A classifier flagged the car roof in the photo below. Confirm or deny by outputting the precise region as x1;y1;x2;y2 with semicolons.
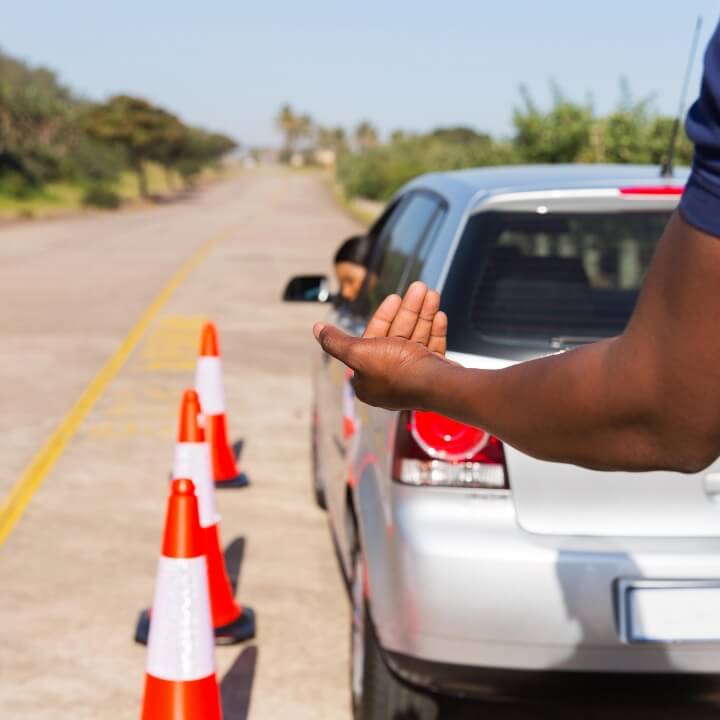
402;164;690;206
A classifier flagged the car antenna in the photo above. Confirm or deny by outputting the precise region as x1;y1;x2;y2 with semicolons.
661;16;703;178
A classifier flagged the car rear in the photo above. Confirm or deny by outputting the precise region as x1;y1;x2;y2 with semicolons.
363;173;720;694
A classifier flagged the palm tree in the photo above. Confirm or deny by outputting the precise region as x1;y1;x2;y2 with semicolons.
355;121;379;152
275;104;298;151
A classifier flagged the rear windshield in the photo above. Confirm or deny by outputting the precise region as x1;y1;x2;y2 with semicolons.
442;210;672;358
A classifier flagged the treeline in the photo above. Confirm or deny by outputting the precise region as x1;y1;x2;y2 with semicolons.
0;49;237;208
278;82;694;202
274;104;378;161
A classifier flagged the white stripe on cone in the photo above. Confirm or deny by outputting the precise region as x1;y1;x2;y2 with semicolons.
146;556;215;681
172;442;219;528
195;357;226;415
342;375;356;429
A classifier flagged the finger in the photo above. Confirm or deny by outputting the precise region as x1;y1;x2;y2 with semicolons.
427;310;448;356
409;289;440;346
363;293;402;338
313;323;361;369
387;281;428;339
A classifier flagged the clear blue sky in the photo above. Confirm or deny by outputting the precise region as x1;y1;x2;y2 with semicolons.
2;1;719;146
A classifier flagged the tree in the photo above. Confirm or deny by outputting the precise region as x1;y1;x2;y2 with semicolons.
355;121;379;152
275;104;301;152
83;95;183;197
513;83;593;163
317;125;347;153
647;116;693;168
0;50;77;182
174;129;237;186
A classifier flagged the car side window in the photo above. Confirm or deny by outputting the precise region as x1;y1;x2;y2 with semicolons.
398;202;447;292
365;192;443;314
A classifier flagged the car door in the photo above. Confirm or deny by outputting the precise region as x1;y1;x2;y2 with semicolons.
316;197;405;520
324;190;448;532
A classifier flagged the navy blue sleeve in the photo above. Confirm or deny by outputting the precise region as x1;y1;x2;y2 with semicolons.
680;22;720;237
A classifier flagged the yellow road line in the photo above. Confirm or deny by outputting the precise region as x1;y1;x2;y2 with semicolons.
0;226;236;545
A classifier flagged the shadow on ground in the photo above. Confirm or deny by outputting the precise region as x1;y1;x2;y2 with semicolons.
232;438;245;463
221;645;258;720
219;534;257;719
224;536;245;596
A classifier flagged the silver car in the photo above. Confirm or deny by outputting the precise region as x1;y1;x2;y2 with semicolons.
285;164;720;718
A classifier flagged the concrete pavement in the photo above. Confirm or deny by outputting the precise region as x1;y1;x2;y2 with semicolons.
2;168;719;719
0;169;355;719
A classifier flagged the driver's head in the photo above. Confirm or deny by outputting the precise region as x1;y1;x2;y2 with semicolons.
334;234;372;302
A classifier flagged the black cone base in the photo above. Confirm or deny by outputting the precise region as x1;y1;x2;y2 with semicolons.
133;606;256;646
215;471;250;489
215;606;256;645
134;608;151;645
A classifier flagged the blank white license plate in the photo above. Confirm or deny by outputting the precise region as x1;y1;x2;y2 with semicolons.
619;580;720;643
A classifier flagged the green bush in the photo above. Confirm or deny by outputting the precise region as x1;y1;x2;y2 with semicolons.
0;172;35;199
336;128;516;201
82;185;121;209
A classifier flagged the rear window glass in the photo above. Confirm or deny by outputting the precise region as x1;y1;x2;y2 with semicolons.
442;211;671;358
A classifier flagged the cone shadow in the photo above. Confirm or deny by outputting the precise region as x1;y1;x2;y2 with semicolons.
220;645;258;720
232;438;245;462
224;536;245;596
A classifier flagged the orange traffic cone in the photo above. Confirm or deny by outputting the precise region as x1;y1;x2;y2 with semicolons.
140;478;222;720
136;390;255;645
195;321;249;488
342;367;357;439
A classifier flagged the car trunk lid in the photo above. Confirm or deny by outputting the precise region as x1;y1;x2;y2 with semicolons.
450;351;720;537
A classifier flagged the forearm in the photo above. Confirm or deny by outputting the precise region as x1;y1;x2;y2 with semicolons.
402;208;720;473
428;338;667;471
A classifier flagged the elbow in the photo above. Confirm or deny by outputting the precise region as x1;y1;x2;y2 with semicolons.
669;440;720;475
665;452;716;475
628;368;720;473
648;419;720;475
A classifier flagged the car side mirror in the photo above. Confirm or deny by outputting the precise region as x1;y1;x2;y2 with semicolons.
283;274;331;303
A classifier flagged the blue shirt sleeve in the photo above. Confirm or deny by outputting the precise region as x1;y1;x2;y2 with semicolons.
680;22;720;238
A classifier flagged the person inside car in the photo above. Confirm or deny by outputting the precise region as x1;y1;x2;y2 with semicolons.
333;234;373;303
313;22;720;476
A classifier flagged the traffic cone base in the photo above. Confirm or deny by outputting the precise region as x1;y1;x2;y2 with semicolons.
134;608;151;645
141;674;221;720
135;605;256;646
215;605;256;645
216;471;249;489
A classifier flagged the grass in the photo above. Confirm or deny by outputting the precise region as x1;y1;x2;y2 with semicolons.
0;182;84;218
0;162;234;221
325;174;383;228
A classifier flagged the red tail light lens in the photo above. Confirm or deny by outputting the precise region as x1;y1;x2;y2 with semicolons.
619;185;684;196
411;411;490;461
393;411;508;489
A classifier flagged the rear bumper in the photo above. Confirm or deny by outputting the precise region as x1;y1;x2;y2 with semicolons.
360;482;720;679
385;650;720;702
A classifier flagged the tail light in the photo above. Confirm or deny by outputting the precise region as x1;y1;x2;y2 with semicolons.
392;410;508;489
619;186;684;196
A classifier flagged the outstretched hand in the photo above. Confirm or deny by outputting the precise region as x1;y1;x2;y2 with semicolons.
313;282;455;411
362;281;447;353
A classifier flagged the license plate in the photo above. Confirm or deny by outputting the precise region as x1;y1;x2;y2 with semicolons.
618;579;720;643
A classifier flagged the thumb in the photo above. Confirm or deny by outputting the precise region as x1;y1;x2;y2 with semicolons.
313;323;360;369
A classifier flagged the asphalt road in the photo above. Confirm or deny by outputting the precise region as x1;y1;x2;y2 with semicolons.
0;169;355;720
1;168;719;720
